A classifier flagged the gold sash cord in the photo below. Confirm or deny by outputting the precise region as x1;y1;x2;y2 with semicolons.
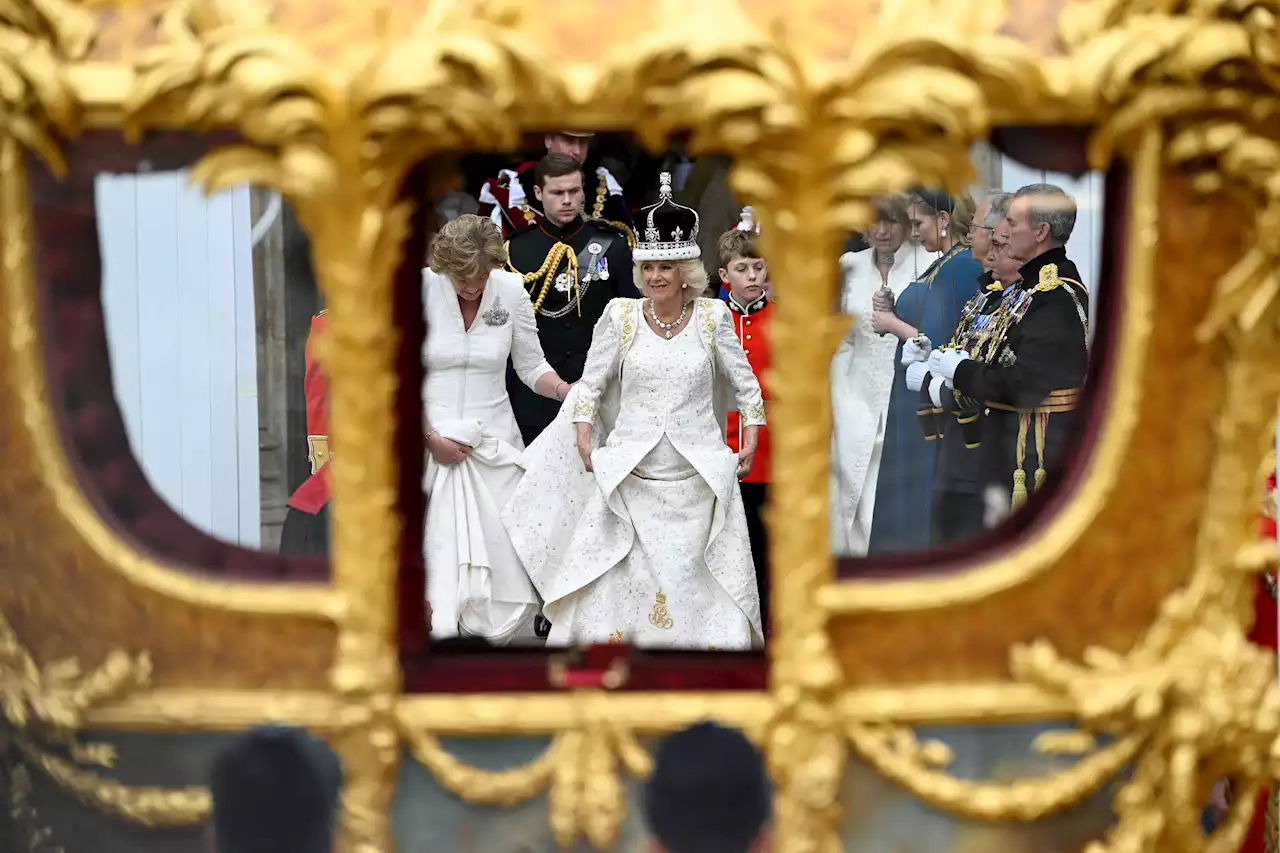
985;388;1081;509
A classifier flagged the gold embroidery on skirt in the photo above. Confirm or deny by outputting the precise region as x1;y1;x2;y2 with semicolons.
608;629;623;644
649;590;674;629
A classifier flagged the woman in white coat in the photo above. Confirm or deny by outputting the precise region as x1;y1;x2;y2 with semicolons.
830;196;933;556
422;215;572;644
502;174;765;650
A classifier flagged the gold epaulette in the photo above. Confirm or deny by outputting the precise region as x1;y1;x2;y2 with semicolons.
609;221;638;251
1034;263;1063;292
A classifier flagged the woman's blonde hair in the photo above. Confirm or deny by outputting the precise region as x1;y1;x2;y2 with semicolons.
633;259;709;304
428;214;506;280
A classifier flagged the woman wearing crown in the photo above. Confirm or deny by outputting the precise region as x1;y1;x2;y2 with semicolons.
502;174;765;650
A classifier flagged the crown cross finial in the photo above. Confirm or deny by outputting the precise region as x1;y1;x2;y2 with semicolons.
658;172;673;199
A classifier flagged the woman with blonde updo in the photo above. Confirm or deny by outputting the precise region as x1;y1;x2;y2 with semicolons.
503;174;765;651
421;214;572;645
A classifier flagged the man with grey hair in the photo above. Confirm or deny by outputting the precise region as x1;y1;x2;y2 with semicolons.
906;190;1015;544
924;182;1089;512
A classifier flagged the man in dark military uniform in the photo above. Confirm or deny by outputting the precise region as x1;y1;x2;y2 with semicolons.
478;131;634;245
505;153;640;447
925;183;1090;515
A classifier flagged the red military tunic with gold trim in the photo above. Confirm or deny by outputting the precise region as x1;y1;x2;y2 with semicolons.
725;295;772;483
1242;461;1277;853
286;310;332;514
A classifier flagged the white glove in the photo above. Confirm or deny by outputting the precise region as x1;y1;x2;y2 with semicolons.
905;361;928;392
901;335;932;366
927;348;970;383
929;375;946;408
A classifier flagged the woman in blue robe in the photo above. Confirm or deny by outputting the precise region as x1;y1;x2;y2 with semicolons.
867;190;984;554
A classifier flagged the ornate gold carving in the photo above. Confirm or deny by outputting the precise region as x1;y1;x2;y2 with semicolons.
0;611;210;826
0;612;151;735
16;740;209;827
401;710;651;850
0;1;87;174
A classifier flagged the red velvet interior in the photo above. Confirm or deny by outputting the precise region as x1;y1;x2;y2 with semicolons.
837;127;1129;579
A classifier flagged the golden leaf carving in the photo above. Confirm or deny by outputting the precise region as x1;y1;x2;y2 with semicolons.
1063;0;1280;341
0;612;209;828
403;715;651;850
0;613;151;736
0;14;83;174
0;0;96;60
1007;271;1280;853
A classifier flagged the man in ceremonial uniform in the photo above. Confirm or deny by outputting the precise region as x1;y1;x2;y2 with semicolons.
505;153;639;447
925;183;1090;512
477;131;633;245
718;210;773;630
908;191;1012;544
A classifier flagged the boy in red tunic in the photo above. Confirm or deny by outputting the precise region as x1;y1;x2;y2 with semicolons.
718;211;773;632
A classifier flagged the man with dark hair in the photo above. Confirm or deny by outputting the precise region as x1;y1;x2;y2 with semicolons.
477;131;633;243
505;153;638;449
926;182;1090;514
208;725;343;853
644;722;772;853
505;153;640;639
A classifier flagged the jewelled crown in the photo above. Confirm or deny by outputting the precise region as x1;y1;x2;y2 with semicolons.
634;172;701;261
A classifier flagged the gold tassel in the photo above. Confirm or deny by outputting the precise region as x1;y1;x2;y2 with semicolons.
1033;411;1050;492
1011;412;1031;509
1012;470;1028;509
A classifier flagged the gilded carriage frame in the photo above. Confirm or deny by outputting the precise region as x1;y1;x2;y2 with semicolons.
1;0;1279;851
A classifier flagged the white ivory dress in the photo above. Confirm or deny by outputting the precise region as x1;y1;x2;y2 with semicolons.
422;268;547;644
829;242;934;556
502;297;765;649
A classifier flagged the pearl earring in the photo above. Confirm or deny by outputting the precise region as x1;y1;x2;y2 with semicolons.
682;282;689;288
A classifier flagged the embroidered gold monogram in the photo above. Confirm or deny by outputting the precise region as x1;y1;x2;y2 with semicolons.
648;590;674;630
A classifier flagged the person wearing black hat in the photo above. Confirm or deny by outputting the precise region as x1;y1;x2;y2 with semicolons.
502;172;765;651
504;153;639;450
926;183;1089;513
476;131;634;244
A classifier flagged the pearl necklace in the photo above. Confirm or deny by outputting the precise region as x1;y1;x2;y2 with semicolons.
648;299;688;339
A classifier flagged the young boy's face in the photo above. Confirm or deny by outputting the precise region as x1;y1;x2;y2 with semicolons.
719;254;768;304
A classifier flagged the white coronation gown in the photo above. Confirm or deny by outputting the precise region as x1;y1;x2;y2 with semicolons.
502;297;765;650
829;242;933;556
422;268;547;645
